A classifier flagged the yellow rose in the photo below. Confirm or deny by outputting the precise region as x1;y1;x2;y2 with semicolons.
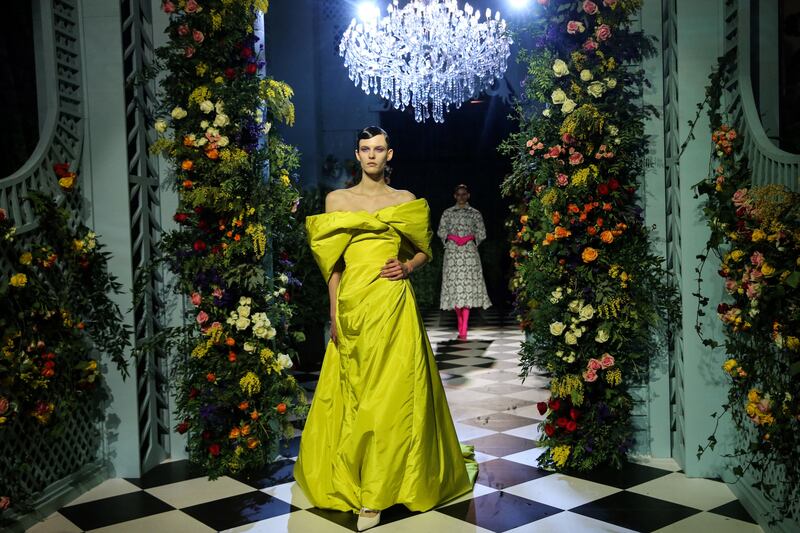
19;252;32;265
722;359;737;373
761;263;775;277
281;173;290;186
751;229;766;242
786;336;800;351
581;247;599;263
59;175;76;191
748;389;761;403
9;273;27;287
73;239;84;252
729;250;745;262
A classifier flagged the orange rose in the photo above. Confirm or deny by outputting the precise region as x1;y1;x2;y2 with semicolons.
276;402;287;414
600;230;614;244
552;211;561;224
579;212;587;222
250;409;260;420
181;160;194;171
602;202;612;211
229;427;241;439
587;226;598;236
225;337;236;346
206;372;216;382
182;179;194;189
596;217;604;227
247;437;259;449
568;204;580;214
234;234;241;242
183;135;194;147
520;215;529;224
241;424;251;436
543;233;555;245
554;226;571;239
238;401;250;410
582;247;599;263
206;148;220;160
228;351;237;362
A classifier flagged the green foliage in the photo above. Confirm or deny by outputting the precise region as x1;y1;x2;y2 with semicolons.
502;0;676;471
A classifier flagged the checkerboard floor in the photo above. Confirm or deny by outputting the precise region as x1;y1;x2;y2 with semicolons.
29;309;762;532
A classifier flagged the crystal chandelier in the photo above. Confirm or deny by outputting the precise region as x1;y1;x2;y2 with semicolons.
339;0;512;123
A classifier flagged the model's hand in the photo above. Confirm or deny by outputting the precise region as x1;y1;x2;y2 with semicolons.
380;257;412;281
329;316;338;345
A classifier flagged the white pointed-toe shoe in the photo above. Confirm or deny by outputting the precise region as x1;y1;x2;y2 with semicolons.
357;509;381;531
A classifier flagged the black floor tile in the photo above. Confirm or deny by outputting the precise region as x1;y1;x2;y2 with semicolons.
461;412;538;432
309;503;419;532
571;490;701;532
125;459;206;489
182;490;298;530
477;458;552;490
565;461;672;489
709;499;757;523
439;491;562;532
235;458;295;489
59;491;174;530
436;362;466;370
465;433;539;457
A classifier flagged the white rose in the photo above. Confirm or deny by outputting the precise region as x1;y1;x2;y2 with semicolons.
277;353;293;370
194;137;208;147
595;329;609;343
239;296;252;306
579;304;595;321
561;99;577;114
244;342;256;352
605;78;617;89
199;100;214;113
551;88;567;104
565;354;576;363
217;136;229;147
235;316;251;331
549;322;566;336
266;327;277;339
607;125;619;136
215;100;225;114
568;299;583;314
572;326;583;338
587;82;605;98
279;273;289;284
226;317;236;326
253;325;268;338
556;350;564;357
564;331;578;345
200;120;210;129
237;305;251;318
542;108;552;117
171;106;187;120
278;287;286;295
580;69;593;82
252;312;268;325
213;113;230;127
552;59;570;77
154;119;168;133
264;121;272;134
206;126;220;137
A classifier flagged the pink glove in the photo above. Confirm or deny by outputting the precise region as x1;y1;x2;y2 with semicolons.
447;234;475;246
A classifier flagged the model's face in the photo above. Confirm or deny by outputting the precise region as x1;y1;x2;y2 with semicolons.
454;188;470;204
356;135;393;176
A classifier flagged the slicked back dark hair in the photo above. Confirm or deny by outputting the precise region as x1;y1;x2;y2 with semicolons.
356;126;390;150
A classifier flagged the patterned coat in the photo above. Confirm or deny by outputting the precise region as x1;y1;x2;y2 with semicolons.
437;204;492;310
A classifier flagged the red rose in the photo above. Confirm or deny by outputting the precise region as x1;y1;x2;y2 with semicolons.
566;420;578;432
206;372;216;382
193;206;204;214
608;178;620;190
570;408;581;420
0;207;6;221
209;443;221;456
240;47;253;59
225;67;237;79
597;183;610;195
548;398;561;411
536;401;548;416
177;420;190;434
544;424;556;437
193;240;207;252
245;63;258;75
561;133;575;145
189;387;199;399
53;163;70;176
556;417;568;428
174;213;189;223
162;1;176;14
185;46;195;58
192;30;205;44
583;38;598;52
201;430;212;440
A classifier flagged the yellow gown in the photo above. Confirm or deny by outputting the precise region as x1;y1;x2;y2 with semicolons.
294;198;477;513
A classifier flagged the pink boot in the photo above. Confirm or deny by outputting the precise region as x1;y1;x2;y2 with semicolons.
459;307;471;339
454;306;463;338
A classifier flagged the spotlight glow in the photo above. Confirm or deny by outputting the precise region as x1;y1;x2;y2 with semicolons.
509;0;530;8
357;2;380;21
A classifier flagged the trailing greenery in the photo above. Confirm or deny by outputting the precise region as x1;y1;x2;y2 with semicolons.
502;0;676;470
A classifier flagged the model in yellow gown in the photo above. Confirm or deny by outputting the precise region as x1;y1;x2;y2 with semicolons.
294;198;477;514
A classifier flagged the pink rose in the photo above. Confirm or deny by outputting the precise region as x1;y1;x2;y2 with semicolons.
725;279;737;293
569;152;584;165
192;30;205;43
212;287;224;298
163;1;176;13
600;353;615;368
545;145;563;159
196;310;209;324
596;24;612;41
583;38;598;52
588;358;603;371
746;283;760;299
603;0;618;6
583;370;598;382
191;292;202;306
185;0;200;13
561;132;575;145
177;24;189;36
715;175;725;187
210;321;222;330
583;0;599;15
0;496;10;511
557;173;569;187
750;251;764;266
0;396;8;415
732;188;749;207
185;46;196;58
567;21;584;34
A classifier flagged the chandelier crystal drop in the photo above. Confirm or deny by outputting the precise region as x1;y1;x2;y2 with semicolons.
339;0;513;123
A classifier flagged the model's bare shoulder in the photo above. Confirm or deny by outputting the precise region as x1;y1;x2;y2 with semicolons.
325;189;349;213
392;189;417;202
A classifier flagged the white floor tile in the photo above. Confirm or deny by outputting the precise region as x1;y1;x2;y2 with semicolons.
443;388;498;404
653;511;763;532
26;512;82;533
502;447;547;467
146;475;256;509
64;478;142;506
627;472;737;511
222;509;351;532
473;451;498;463
505;510;639;532
443;376;497;389
87;510;214;533
504;474;621;510
501;423;542;441
443;482;499;506
506;389;552;402
448;404;499;421
628;456;682;472
262;481;314;509
373;510;494;532
503;404;546;420
454;422;498;441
